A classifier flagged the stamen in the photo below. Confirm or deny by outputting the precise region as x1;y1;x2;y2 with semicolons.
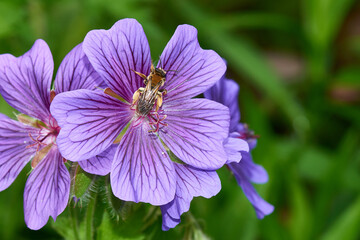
132;116;145;128
26;116;60;154
148;112;168;133
26;133;46;152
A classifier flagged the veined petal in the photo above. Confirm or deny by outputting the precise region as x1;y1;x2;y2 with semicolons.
111;123;176;206
0;39;53;121
24;147;70;230
50;89;132;161
204;77;240;132
79;144;117;176
159;25;226;103
0;117;36;191
160;99;229;170
228;162;274;219
54;43;105;94
83;18;151;103
160;163;221;231
224;136;249;164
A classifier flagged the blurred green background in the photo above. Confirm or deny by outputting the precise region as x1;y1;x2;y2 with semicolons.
0;0;360;239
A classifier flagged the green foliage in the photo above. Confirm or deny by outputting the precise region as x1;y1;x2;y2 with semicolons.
0;0;359;239
70;164;94;199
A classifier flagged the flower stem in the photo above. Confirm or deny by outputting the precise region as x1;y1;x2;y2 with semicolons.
86;189;98;240
69;204;80;240
85;177;105;240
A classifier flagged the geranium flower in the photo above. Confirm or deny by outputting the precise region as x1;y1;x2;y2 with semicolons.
204;76;274;219
0;40;113;230
50;18;229;206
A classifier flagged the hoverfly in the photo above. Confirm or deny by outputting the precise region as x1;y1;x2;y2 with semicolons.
132;63;168;116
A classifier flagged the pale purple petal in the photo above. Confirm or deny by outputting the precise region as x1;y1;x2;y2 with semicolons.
160;99;229;170
0;39;53;121
50;89;132;161
228;162;273;219
54;43;105;94
79;144;117;176
159;25;226;103
239;152;269;184
204;76;240;132
0;54;16;68
161;206;180;231
224;135;249;164
0;113;9;120
111;123;176;206
24;147;70;230
83;18;151;102
0;117;36;191
160;163;221;231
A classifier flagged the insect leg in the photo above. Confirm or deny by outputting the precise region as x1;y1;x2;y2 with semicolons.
131;69;147;81
132;88;145;105
155;92;164;111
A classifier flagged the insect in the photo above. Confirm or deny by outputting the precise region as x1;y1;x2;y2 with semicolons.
132;63;167;116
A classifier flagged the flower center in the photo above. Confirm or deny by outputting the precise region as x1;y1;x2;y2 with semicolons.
131;108;168;132
236;124;258;141
26;116;60;168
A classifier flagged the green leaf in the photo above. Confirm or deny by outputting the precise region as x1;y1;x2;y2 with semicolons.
288;175;312;240
321;196;360;240
302;0;356;82
97;211;145;240
302;0;355;50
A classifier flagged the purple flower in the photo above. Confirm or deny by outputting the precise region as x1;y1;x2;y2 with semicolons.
204;76;274;219
0;40;113;230
50;19;228;206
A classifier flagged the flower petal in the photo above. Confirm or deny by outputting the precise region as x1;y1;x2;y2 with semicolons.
159;25;226;103
228;162;274;219
0;39;53;121
83;18;151;103
224;135;249;164
54;43;105;94
204;77;240;132
111;123;176;206
160;99;229;170
0;117;36;191
79;144;117;176
24;147;70;230
50;89;132;161
238;152;269;184
0;113;9;120
160;163;221;231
